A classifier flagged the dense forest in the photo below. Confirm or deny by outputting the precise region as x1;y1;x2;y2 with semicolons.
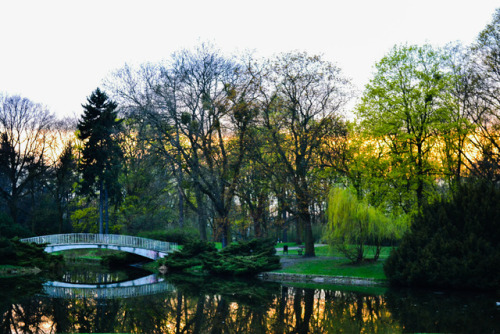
1;9;499;265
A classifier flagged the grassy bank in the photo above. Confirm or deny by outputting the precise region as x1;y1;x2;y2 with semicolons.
274;257;387;280
274;245;395;281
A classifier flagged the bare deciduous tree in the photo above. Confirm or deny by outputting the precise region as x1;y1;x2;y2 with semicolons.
0;94;54;227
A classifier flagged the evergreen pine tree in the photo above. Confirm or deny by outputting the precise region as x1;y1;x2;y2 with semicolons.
77;88;123;234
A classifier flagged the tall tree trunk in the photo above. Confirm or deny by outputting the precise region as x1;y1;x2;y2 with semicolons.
282;211;288;243
416;142;424;210
8;194;18;227
176;131;184;229
279;198;288;243
297;187;315;257
195;184;207;240
30;181;36;234
178;175;184;229
105;186;109;235
251;203;263;238
294;217;302;244
216;216;230;248
99;180;103;235
253;218;262;238
57;197;63;233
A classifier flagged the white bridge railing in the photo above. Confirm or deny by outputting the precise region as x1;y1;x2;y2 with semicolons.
21;233;178;253
43;281;175;299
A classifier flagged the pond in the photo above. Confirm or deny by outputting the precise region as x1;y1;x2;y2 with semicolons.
0;266;499;333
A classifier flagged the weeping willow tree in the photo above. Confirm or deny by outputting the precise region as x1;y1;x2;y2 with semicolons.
326;187;407;263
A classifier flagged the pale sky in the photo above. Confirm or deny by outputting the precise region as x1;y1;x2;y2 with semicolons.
0;0;498;118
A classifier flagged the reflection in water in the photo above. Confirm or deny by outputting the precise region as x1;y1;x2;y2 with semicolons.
60;263;150;284
44;274;174;299
386;287;500;333
0;274;499;333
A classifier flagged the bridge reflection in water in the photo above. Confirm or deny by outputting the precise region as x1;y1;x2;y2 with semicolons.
43;274;175;299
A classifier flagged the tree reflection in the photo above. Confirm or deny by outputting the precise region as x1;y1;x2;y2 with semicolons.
2;274;499;333
385;288;500;333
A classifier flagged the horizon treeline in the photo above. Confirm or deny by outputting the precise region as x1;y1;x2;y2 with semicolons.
0;9;499;256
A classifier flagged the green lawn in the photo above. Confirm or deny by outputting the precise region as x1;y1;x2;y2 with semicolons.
274;244;394;280
315;245;394;259
275;244;395;259
275;258;387;280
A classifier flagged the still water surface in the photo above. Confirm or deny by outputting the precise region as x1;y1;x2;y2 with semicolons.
0;266;499;333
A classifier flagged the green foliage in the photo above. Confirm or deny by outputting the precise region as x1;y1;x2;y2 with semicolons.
0;212;31;239
117;195;176;234
326;187;407;263
160;238;280;276
70;205;100;233
77;87;123;234
137;227;199;244
0;238;64;271
0;237;16;264
344;127;415;216
356;44;456;211
28;194;60;235
384;180;500;290
77;88;123;197
70;197;123;234
160;239;217;272
204;238;281;276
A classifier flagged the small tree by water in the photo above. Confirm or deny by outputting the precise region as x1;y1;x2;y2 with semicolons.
326;187;407;263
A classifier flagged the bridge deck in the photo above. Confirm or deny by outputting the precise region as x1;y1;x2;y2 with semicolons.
21;233;179;259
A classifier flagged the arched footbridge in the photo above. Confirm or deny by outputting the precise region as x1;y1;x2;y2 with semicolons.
21;233;179;260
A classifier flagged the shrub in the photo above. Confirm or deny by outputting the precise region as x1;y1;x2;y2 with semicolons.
0;213;32;239
0;238;64;271
160;238;281;276
204;238;281;276
384;180;500;290
160;239;217;272
0;237;16;265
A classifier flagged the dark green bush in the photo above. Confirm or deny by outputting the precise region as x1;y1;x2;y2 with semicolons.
160;239;217;272
0;213;32;239
0;237;16;265
384;180;500;290
137;227;199;244
14;239;64;271
160;238;281;276
204;238;281;276
0;238;64;271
